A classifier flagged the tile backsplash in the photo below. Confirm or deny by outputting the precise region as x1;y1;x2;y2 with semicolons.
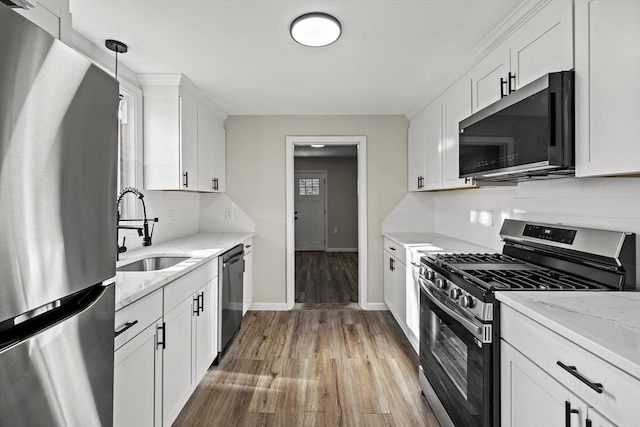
386;177;640;284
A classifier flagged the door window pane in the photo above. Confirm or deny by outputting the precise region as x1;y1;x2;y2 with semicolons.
298;178;320;196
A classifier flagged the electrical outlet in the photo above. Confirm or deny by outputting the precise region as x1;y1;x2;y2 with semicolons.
333;227;338;234
225;207;234;220
167;210;174;223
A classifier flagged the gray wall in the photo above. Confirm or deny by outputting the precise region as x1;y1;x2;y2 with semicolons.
295;157;358;250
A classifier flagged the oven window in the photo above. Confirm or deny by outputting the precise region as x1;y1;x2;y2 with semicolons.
430;316;469;398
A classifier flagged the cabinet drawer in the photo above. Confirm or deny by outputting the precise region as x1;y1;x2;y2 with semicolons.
383;237;406;264
115;289;163;350
501;304;640;427
243;239;253;255
164;263;211;313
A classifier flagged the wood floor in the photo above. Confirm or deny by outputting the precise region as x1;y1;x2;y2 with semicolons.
174;309;439;426
295;252;358;304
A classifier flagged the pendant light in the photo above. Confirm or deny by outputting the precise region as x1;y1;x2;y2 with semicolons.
290;12;341;47
105;39;128;79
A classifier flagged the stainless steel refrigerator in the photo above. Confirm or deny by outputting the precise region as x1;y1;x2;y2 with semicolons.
0;5;119;426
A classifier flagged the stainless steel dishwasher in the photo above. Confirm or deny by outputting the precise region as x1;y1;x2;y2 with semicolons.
217;244;244;361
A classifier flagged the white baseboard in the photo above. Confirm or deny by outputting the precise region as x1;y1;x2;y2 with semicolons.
360;302;389;311
325;248;359;253
248;302;290;311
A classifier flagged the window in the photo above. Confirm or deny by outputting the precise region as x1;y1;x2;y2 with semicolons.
117;84;142;218
298;178;320;196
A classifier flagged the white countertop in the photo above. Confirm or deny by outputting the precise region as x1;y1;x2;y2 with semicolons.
115;232;254;310
383;231;495;253
496;291;640;379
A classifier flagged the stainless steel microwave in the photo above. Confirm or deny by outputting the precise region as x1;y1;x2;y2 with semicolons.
459;70;574;182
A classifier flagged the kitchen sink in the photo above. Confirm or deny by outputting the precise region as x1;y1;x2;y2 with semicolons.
117;256;190;272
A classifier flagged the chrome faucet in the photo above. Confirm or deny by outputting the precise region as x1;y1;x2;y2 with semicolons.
116;187;158;259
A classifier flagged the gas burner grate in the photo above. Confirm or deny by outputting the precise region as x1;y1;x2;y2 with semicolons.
461;269;608;291
434;253;522;265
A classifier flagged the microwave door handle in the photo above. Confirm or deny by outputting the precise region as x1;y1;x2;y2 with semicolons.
549;91;557;147
420;281;483;338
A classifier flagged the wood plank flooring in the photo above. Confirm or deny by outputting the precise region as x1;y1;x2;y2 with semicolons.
295;252;358;304
174;309;439;427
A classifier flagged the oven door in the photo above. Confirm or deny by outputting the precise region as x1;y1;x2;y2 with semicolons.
419;280;494;427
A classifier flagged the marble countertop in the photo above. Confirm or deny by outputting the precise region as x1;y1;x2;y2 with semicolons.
383;231;495;253
496;291;640;380
115;232;254;311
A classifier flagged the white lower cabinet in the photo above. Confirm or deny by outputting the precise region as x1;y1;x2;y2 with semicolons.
500;304;637;427
501;340;616;427
114;320;163;427
162;296;195;426
114;258;220;427
383;238;412;347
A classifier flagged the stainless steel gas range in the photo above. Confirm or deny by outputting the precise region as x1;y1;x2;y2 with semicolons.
418;219;636;427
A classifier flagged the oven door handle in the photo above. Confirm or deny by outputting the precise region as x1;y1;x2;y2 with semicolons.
421;281;486;340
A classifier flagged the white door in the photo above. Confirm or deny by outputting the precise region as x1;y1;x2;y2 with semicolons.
294;171;326;251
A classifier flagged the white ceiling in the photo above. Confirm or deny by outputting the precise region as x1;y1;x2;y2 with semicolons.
70;0;524;116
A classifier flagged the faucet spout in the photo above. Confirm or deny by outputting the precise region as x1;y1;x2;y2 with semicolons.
116;187;158;255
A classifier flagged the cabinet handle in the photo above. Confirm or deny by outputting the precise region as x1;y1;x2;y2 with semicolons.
389;246;396;251
183;171;189;188
198;292;204;314
193;294;200;316
557;361;603;394
245;245;252;249
508;71;516;94
586;420;592;427
500;77;507;98
212;177;219;191
389;257;395;272
157;322;166;349
114;320;138;337
564;401;579;427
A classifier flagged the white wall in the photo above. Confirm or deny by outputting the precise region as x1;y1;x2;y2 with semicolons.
225;115;408;306
385;177;640;284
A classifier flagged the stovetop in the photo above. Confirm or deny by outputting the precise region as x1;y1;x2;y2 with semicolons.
422;252;611;294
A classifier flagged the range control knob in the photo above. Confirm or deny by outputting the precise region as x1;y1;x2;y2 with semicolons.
435;278;448;290
459;295;475;309
425;270;435;281
450;288;462;300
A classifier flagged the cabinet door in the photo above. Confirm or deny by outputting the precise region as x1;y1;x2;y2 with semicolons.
405;263;420;353
501;340;587;427
211;122;226;192
243;250;253;315
575;0;640;176
508;0;573;90
180;95;198;190
394;259;407;333
194;282;214;383
408;108;427;191
471;48;510;112
383;252;396;314
163;297;195;427
422;100;444;191
441;78;474;190
114;322;162;427
197;111;215;192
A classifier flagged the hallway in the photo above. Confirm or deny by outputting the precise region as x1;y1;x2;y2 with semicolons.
295;252;358;305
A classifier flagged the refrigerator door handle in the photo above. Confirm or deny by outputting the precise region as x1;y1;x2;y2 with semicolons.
0;284;108;352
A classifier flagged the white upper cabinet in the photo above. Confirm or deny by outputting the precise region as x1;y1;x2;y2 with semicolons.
442;78;475;190
197;113;226;192
139;74;226;192
575;0;640;177
471;0;573;113
422;100;444;191
407;108;427;191
508;0;573;90
470;48;511;113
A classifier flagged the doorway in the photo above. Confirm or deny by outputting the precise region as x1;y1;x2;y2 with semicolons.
285;136;368;310
294;170;327;251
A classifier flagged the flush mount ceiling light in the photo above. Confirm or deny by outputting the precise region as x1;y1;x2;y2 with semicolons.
311;144;325;148
290;12;341;47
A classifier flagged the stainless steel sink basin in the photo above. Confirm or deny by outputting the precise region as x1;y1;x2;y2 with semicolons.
117;256;190;272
